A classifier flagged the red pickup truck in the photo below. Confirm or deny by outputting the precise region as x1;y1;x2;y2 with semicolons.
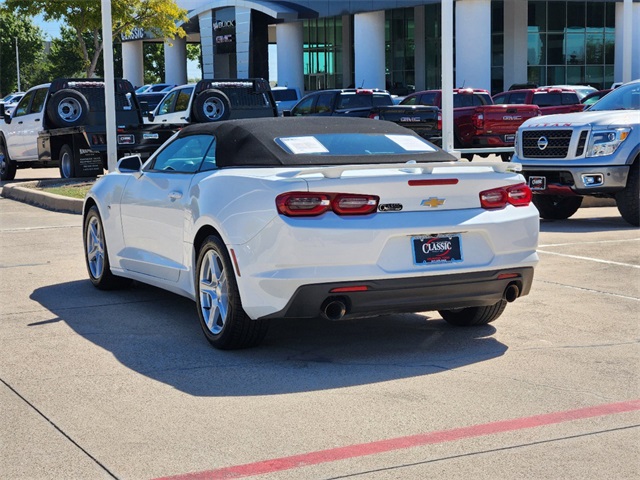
492;87;584;116
399;88;541;161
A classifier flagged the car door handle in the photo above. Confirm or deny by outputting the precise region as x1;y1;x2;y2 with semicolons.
168;191;182;200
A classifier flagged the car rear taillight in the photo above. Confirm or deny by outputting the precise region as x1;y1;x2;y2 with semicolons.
276;193;331;216
437;112;442;130
480;183;532;209
276;192;379;217
369;113;380;120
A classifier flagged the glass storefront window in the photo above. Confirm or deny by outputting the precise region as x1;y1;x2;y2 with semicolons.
567;2;585;29
385;8;414;95
527;1;614;88
303;17;344;91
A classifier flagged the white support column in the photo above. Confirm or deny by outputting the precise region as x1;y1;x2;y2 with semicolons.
455;0;491;90
121;40;144;88
503;0;528;91
276;22;304;94
616;0;638;83
236;7;251;79
354;10;386;89
414;6;426;91
341;15;352;88
199;11;214;79
442;0;455;154
164;36;187;85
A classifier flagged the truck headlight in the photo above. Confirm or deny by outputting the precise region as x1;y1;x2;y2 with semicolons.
587;128;631;157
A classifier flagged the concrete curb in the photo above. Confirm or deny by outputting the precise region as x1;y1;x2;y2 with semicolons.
1;180;84;214
0;179;616;215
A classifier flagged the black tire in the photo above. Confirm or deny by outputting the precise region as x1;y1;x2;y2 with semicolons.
500;153;513;162
439;299;507;327
46;89;89;128
0;141;17;181
533;194;583;220
83;206;132;290
615;161;639;227
58;144;75;179
196;235;269;349
192;90;231;123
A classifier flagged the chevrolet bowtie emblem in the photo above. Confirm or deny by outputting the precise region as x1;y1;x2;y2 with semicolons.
421;197;445;208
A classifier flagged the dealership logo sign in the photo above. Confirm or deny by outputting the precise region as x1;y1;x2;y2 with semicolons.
213;20;236;31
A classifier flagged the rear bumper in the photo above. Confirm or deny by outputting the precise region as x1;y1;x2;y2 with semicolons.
259;267;534;320
472;134;516;148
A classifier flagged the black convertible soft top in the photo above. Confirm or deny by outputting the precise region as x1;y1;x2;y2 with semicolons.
177;117;456;167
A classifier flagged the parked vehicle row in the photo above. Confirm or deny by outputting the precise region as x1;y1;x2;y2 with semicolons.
0;78;279;180
0;78;618;182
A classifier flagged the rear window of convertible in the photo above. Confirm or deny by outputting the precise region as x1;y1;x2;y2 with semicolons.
275;133;437;156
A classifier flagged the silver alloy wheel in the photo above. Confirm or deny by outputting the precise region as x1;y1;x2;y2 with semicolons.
199;250;229;335
86;215;105;280
57;96;83;123
60;149;72;178
202;97;225;121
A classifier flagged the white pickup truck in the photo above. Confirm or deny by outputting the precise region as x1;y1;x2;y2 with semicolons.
0;78;171;180
511;80;640;226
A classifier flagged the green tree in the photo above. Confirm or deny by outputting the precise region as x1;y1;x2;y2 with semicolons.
144;43;165;84
6;0;188;78
45;26;123;81
0;6;45;95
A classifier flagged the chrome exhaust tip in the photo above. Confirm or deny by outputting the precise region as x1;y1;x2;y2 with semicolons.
504;283;520;303
321;299;348;321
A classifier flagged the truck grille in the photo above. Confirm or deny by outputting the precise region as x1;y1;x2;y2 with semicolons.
522;130;572;158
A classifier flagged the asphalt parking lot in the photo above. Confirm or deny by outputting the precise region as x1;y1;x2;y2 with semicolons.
1;167;638;479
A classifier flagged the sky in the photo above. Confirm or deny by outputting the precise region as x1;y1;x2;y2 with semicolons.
33;14;61;40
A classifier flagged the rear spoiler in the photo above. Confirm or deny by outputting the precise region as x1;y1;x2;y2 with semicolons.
280;162;523;179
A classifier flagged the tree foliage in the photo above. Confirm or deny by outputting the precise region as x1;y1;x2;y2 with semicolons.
0;7;45;95
6;0;188;78
45;26;123;80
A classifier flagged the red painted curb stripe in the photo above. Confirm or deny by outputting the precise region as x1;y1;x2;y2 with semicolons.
157;399;640;480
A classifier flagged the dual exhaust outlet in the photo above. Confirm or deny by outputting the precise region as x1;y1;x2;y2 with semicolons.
320;282;521;321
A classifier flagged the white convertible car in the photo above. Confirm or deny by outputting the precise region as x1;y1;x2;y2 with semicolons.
83;117;539;349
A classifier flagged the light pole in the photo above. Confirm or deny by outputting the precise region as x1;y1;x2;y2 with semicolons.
15;37;21;92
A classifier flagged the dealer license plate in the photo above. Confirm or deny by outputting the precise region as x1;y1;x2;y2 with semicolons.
412;235;462;265
528;176;547;191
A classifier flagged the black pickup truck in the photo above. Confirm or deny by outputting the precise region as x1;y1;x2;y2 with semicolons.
283;88;439;140
0;78;173;179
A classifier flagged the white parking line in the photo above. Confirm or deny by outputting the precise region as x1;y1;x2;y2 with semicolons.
539;280;639;301
537;250;640;269
539;239;640;248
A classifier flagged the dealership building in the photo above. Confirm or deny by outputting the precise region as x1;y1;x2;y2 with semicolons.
121;0;639;95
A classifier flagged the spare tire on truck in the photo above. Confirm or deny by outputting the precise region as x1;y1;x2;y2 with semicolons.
47;89;89;128
192;90;231;123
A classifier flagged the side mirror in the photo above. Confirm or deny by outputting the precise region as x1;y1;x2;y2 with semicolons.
0;104;9;124
147;111;155;122
117;154;142;173
282;110;292;117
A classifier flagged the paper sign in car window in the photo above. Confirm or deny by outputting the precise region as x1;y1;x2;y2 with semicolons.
386;134;436;152
280;136;329;154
